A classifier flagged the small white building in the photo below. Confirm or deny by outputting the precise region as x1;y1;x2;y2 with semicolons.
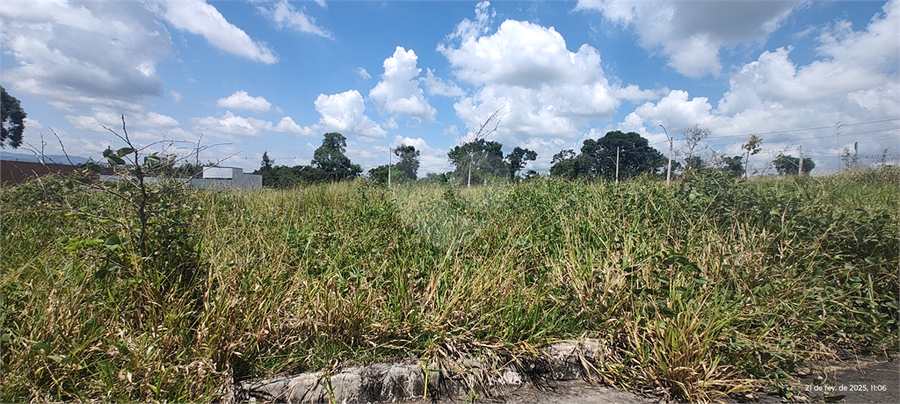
100;166;262;189
191;167;262;189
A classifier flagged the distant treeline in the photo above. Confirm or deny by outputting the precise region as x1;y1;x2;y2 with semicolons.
251;128;841;189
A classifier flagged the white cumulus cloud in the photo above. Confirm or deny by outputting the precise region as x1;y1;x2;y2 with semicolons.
142;112;180;128
193;111;273;138
0;1;170;111
440;5;642;145
609;0;900;173
369;47;436;122
274;116;317;137
314;90;387;140
576;0;801;78
216;90;273;113
163;0;278;64
258;0;333;39
421;69;465;98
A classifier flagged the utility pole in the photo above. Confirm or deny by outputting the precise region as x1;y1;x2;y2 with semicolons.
798;145;803;175
660;124;672;184
196;132;202;168
615;146;620;184
836;121;843;172
467;152;473;187
388;147;392;188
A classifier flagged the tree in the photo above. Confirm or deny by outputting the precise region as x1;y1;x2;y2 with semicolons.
741;135;762;178
551;149;576;165
311;132;361;181
719;156;744;177
261;151;274;171
393;144;420;180
369;164;409;184
451;105;507;186
841;145;860;170
773;154;815;176
504;146;537;181
683;156;706;172
549;132;665;181
447;139;507;186
1;85;26;149
582;131;666;180
423;172;452;184
549;149;585;179
256;151;277;186
680;124;710;172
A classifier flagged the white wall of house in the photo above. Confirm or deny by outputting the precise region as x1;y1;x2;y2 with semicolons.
197;167;261;189
101;167;261;189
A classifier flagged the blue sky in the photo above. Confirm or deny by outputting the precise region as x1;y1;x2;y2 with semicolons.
1;0;898;175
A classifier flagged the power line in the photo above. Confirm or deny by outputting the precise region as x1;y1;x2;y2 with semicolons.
764;128;899;142
646;118;899;147
702;117;900;140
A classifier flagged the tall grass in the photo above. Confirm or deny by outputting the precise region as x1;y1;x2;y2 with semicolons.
2;167;897;402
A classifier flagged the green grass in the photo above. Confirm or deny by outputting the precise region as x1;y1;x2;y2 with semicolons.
2;167;897;402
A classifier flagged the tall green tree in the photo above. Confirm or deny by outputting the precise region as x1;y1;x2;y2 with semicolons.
1;86;26;149
719;156;745;177
311;132;361;181
423;172;452;184
505;146;537;181
550;132;665;180
257;151;277;186
393;144;420;180
368;164;409;184
773;154;815;176
684;156;706;172
447;139;506;185
549;149;585;179
582;131;666;180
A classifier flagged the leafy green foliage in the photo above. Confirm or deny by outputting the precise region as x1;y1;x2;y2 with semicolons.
2;119;211;402
741;135;762;177
253;163;327;188
548;148;587;179
368;164;409;184
256;151;276;186
585;131;666;179
422;171;453;184
311;132;362;181
841;146;861;170
550;131;665;180
253;133;365;188
393;144;420;181
2;166;897;402
447;140;537;185
773;153;816;175
504;146;537;182
447;138;507;185
683;155;705;172
719;155;744;177
1;85;26;149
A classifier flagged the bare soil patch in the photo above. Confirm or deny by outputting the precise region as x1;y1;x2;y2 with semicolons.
743;356;899;404
411;357;898;404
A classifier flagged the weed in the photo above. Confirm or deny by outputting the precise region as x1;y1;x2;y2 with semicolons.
1;167;897;402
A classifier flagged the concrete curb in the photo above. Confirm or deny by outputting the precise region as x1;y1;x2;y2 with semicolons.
236;340;622;403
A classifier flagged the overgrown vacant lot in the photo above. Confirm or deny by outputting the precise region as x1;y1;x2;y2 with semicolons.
2;168;897;402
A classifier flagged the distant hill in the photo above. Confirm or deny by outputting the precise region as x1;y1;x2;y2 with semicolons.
0;151;90;166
